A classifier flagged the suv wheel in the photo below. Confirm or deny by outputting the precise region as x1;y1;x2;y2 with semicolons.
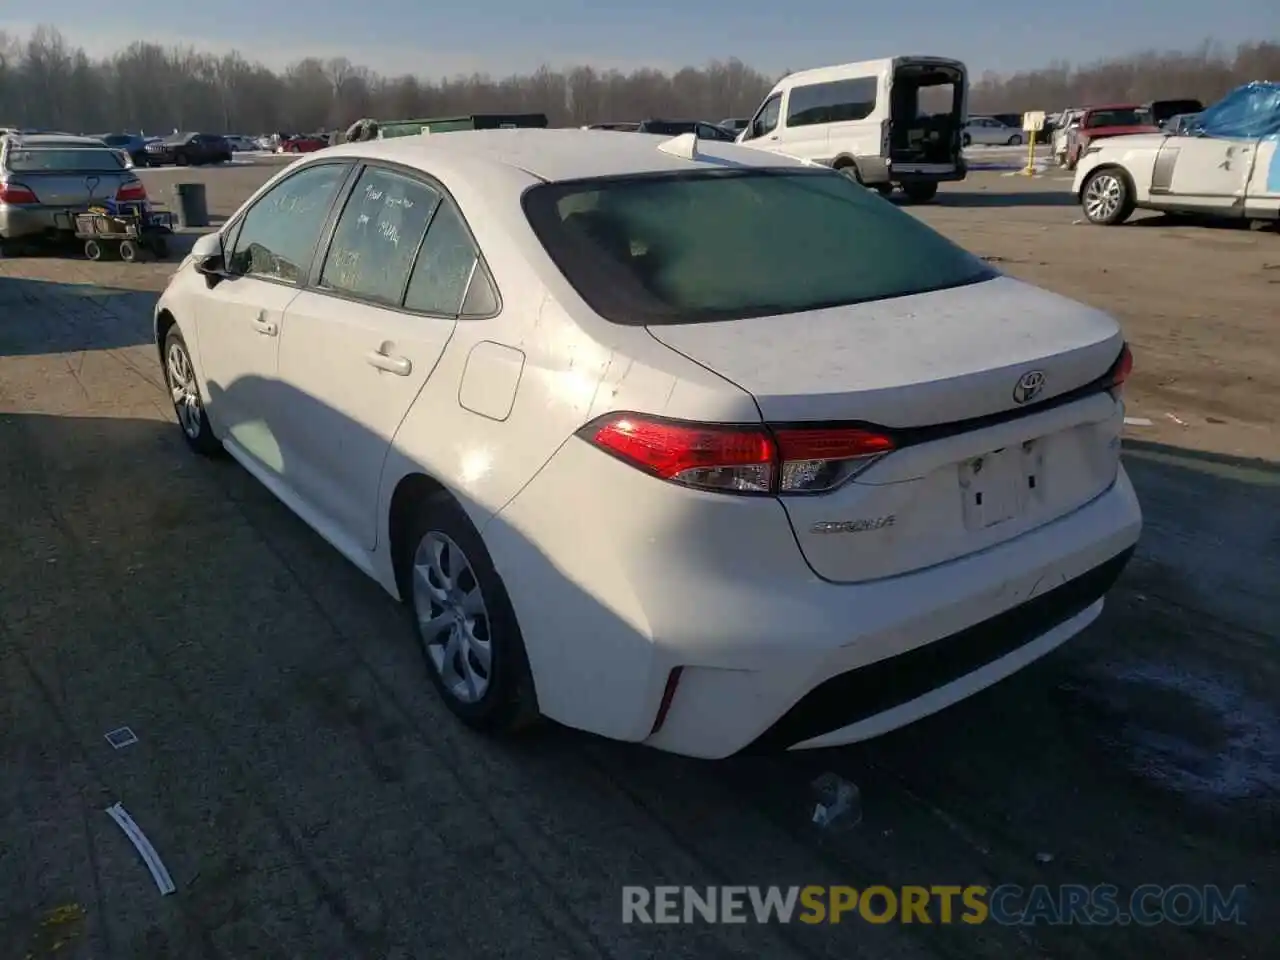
1081;169;1135;225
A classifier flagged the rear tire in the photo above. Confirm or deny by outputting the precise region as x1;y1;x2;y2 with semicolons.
399;493;539;734
1008;134;1024;146
118;240;138;263
902;182;939;203
83;239;103;261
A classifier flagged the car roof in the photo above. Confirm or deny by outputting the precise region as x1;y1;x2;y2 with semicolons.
1085;104;1142;112
327;127;807;183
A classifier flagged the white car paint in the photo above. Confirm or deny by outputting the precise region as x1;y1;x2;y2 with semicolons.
155;129;1141;759
1072;131;1280;223
736;56;968;190
964;117;1024;146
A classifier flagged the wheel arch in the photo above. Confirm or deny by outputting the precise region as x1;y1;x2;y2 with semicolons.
155;307;177;366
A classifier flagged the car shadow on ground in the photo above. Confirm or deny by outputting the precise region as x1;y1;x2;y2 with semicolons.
0;275;159;355
0;367;1274;957
929;191;1079;208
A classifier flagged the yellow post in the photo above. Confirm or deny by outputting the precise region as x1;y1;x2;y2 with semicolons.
1019;111;1045;176
1022;135;1036;176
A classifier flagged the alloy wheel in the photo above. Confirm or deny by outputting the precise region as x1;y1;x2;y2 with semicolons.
166;341;203;439
413;531;492;703
1084;173;1123;222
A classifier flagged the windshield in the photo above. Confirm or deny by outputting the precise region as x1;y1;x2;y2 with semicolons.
1086;108;1150;128
4;147;125;172
522;169;994;325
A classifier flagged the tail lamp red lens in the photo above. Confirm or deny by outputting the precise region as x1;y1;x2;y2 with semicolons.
0;183;38;204
1109;343;1133;397
116;180;147;203
581;414;895;495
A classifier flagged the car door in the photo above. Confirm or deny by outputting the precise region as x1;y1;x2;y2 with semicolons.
1163;135;1254;207
194;160;353;472
275;163;490;550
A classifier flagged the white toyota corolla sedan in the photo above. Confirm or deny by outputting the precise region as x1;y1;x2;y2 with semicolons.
155;128;1141;759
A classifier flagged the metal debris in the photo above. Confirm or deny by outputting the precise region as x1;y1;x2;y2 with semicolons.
105;802;176;895
1123;417;1154;427
811;772;861;830
1165;413;1189;427
104;727;138;749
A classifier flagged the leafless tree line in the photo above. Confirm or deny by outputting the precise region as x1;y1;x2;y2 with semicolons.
1;25;1277;135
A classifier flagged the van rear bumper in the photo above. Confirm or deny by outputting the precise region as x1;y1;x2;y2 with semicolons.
889;158;967;183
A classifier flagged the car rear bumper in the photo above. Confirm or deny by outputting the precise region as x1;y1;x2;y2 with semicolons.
0;205;79;239
488;438;1141;759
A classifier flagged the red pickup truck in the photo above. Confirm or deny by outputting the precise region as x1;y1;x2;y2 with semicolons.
1064;105;1160;170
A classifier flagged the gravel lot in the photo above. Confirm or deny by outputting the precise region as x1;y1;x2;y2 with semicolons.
1;156;1276;960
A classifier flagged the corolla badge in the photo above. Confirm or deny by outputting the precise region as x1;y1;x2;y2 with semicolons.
1012;369;1046;404
810;515;896;535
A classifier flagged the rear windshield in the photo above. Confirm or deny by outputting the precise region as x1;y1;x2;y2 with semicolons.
1085;108;1150;128
522;169;994;325
4;148;125;173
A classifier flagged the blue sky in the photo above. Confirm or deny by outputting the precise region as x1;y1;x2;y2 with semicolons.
3;0;1277;79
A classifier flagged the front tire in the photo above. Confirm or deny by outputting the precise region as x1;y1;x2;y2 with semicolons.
1081;168;1135;225
162;328;221;456
401;493;539;733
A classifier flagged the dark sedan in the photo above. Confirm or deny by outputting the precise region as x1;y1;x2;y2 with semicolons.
144;133;232;166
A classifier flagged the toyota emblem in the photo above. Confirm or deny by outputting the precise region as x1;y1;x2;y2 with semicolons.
1012;370;1046;404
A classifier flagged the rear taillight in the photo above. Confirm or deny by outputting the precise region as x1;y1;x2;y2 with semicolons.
1108;343;1133;398
116;180;147;202
0;183;38;204
580;414;894;495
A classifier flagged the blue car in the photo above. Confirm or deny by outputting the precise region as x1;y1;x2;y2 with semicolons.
97;133;151;166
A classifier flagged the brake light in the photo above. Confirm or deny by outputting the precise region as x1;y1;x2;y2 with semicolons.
1109;343;1133;397
0;183;38;204
581;414;895;495
116;180;147;202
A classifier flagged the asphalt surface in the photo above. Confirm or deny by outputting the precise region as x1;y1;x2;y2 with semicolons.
0;156;1276;960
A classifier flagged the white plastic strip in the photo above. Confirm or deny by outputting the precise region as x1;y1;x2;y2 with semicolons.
105;802;176;895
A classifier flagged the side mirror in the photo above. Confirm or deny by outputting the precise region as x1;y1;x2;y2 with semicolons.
191;232;227;282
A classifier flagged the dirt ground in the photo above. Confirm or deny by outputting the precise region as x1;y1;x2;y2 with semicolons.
0;160;1276;960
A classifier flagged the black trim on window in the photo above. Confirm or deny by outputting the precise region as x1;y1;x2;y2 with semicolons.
300;157;503;321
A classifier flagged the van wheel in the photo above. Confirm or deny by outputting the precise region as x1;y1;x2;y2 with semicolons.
834;161;862;184
902;182;938;203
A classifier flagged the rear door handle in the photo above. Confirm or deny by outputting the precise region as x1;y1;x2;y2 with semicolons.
365;348;412;376
250;314;277;336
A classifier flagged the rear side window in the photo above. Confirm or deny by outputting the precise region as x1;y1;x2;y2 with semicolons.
403;202;485;316
786;77;878;127
4;148;124;172
523;169;993;326
320;167;442;306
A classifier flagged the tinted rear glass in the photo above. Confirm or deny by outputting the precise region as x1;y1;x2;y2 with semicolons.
5;148;125;172
1086;108;1150;128
523;169;994;325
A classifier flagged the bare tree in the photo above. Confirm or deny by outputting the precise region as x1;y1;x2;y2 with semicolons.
4;24;1276;135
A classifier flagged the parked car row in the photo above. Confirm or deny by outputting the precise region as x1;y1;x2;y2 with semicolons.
1051;98;1205;169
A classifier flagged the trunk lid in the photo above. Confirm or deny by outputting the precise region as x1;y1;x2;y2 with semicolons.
22;171;129;206
647;275;1126;583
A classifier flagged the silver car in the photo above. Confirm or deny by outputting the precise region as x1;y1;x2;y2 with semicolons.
0;134;147;245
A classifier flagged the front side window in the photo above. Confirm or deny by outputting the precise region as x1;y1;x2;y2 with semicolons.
748;95;781;139
523;169;994;326
786;77;878;127
320;166;442;305
227;162;349;284
1085;108;1149;128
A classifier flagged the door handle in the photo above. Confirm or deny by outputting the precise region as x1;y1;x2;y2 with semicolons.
365;347;412;376
250;314;277;336
768;135;779;140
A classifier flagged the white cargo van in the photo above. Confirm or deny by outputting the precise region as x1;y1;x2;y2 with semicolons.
736;56;968;201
